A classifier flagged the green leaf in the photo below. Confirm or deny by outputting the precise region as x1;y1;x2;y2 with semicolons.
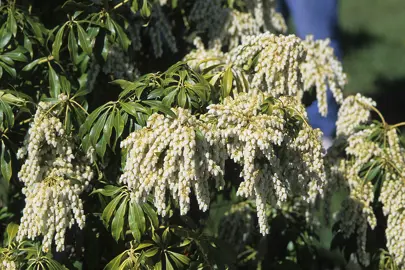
6;223;18;246
113;111;125;148
0;25;12;49
0;56;14;66
0;62;16;78
102;193;125;228
165;254;175;270
104;251;127;270
221;67;233;98
1;141;12;182
121;101;149;116
91;185;124;197
144;247;159;257
103;111;115;146
142;100;176;118
162;228;170;244
162;89;178;107
79;105;107;138
68;28;79;65
25;16;45;44
22;58;44;71
4;46;28;62
105;16;116;38
76;23;92;55
8;11;17;37
90;110;109;146
177;88;186;108
112;20;131;51
141;203;158;229
111;197;128;241
168;251;190;266
101;34;110;61
52;24;66;61
95;134;108;157
140;0;151;17
48;63;61;98
111;79;133;89
129;202;146;242
154;261;162;270
131;0;139;13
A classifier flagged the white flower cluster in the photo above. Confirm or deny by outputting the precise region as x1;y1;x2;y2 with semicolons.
301;36;346;116
120;108;226;216
380;175;405;267
245;0;287;33
121;92;326;235
229;33;306;98
0;258;17;270
147;4;178;58
203;93;326;234
103;45;139;80
328;126;380;265
329;95;405;266
183;37;225;72
379;130;405;267
16;100;93;252
227;33;347;116
223;10;261;49
336;94;376;136
189;0;286;49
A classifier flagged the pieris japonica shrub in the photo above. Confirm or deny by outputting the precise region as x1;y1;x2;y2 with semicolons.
0;0;404;269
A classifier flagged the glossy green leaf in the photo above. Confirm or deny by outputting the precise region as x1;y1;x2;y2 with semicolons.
68;28;79;64
25;16;45;43
144;247;159;257
113;111;125;148
112;20;131;51
121;101;149;116
95;134;108;157
141;203;158;229
142;100;176;118
221;67;233;98
131;0;139;13
140;0;151;17
1;141;12;182
79;105;107;138
8;11;17;37
103;111;115;146
48;63;61;98
102;193;125;228
0;62;16;78
22;58;44;71
129;202;146;241
165;254;175;270
177;88;187;108
77;23;92;55
111;197;128;241
90;110;109;146
4;46;28;62
104;251;127;270
168;251;190;266
52;24;66;61
0;25;12;49
6;223;18;246
91;185;124;197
